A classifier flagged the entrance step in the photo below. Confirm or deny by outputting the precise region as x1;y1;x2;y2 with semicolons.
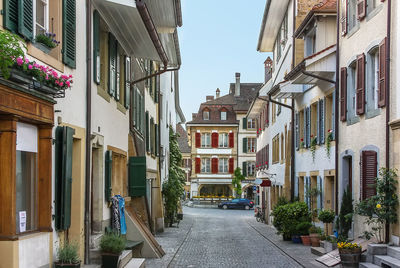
90;234;103;249
388;247;400;260
124;258;145;268
89;248;102;264
311;246;326;256
359;263;380;268
118;250;133;268
374;255;400;268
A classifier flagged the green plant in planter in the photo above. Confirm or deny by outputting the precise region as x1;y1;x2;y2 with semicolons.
309;225;323;235
296;221;312;235
100;232;126;268
35;32;60;49
55;242;80;267
305;185;321;223
318;209;336;235
339;186;353;239
310;135;318;162
0;30;25;79
325;130;333;159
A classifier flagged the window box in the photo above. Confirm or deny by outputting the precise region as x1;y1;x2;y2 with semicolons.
2;68;33;85
32;79;59;95
33;42;53;54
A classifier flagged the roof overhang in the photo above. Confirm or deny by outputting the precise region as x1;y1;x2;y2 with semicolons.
246;81;272;118
269;80;307;99
257;0;290;52
295;12;336;38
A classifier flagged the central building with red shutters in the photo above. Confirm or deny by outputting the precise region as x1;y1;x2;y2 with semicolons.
186;73;261;197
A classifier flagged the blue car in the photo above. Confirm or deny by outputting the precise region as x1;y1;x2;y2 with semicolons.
218;198;254;210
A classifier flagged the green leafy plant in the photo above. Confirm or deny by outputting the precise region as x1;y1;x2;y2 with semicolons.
35;32;60;48
325;130;333;159
272;202;311;239
310;135;317;162
305;185;321;223
296;221;312;235
338;186;353;239
319;209;336;236
355;168;399;243
309;225;323;234
0;30;25;79
232;167;245;197
57;241;80;264
100;232;126;255
275;196;289;209
162;127;186;227
300;138;305;149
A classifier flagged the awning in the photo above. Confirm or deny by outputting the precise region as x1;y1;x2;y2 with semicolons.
260;180;271;187
270;80;309;99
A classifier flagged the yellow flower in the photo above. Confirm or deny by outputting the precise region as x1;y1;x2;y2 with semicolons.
376;204;382;209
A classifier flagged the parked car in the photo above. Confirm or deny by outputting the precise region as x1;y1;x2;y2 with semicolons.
218;198;254;210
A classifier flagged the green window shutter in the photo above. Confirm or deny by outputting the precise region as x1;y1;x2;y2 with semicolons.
18;0;33;40
93;10;100;84
124;56;131;109
150;118;154;155
132;88;137;127
155;75;159;103
242;162;247;177
145;111;150;152
108;33;116;96
62;0;76;68
141;94;145;134
243;138;248;153
115;50;120;101
243;118;247;129
128;156;146;197
55;126;75;230
105;150;112;202
4;0;18;33
155;124;159;156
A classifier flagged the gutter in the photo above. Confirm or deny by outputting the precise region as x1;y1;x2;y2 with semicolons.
335;0;340;216
84;0;92;264
257;0;273;51
175;0;183;27
385;0;391;244
291;0;296;201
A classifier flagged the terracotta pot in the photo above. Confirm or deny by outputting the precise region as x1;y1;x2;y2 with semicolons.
339;248;361;268
301;235;311;246
309;233;320;247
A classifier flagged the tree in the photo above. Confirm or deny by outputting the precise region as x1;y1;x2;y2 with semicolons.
162;127;186;227
232;167;245;197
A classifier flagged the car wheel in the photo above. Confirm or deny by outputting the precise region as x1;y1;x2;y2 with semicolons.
223;205;228;210
245;205;250;210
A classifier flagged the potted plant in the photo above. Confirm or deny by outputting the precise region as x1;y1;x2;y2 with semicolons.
325;129;333;158
337;241;362;268
318;209;336;236
310;135;317;162
100;232;126;268
309;225;322;247
296;221;312;246
34;32;60;54
0;30;26;81
55;242;80;267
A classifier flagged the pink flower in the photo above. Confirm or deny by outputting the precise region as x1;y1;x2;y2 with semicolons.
66;81;71;87
59;82;64;87
34;63;39;68
55;80;59;85
24;58;29;64
69;74;73;78
28;65;33;70
45;75;49;80
16;57;23;66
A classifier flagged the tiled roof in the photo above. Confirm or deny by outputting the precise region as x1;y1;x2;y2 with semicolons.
176;124;191;153
312;0;337;12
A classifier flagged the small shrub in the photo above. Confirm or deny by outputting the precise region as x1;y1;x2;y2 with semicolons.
296;222;312;235
318;209;336;223
57;242;80;264
272;202;311;238
309;225;323;234
100;232;126;255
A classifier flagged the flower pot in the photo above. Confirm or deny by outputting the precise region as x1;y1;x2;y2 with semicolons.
283;234;292;241
101;253;120;268
291;235;302;244
301;235;311;246
1;68;33;85
309;233;320;247
32;80;59;95
54;263;80;268
339;248;361;268
34;42;53;54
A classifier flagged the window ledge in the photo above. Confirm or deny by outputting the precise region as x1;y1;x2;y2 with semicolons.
347;23;360;39
366;5;383;22
347;116;360;126
27;43;64;73
365;108;380;119
97;86;111;102
117;102;127;114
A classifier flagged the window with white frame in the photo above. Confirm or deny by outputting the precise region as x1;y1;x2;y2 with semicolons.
348;0;357;31
247;138;256;153
367;0;379;15
219;158;229;173
201;133;211;148
34;0;49;36
348;63;357;119
247;162;256;176
247;118;256;129
220;111;227;120
203;109;210;120
219;133;228;148
201;158;211;173
367;49;379;111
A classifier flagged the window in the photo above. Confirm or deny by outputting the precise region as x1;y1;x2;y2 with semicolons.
203;109;210;120
220;111;227;120
281;133;285;162
247;162;255;176
305;28;316;57
132;86;144;135
361;151;377;199
272;134;280;164
247;119;256;129
282;11;288;44
325;94;334;136
219;133;228;148
348;63;357;120
201;133;211;148
367;0;379;15
16;122;38;233
299;109;304;146
311;102;318;139
247;138;256;153
219;158;229;173
367;49;379;112
201;158;211;173
34;0;49;36
275;30;282;62
348;0;357;31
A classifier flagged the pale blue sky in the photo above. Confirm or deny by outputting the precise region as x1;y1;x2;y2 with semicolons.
178;0;271;122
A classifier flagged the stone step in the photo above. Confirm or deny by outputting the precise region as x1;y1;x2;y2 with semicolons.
90;234;103;249
118;250;133;268
124;258;145;268
374;255;400;268
388;246;400;260
311;246;326;256
359;262;380;268
90;248;102;265
83;265;101;268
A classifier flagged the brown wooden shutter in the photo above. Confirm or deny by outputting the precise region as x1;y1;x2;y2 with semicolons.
361;151;377;200
229;132;234;148
266;102;269;126
211;132;218;148
356;54;365;115
357;0;366;20
267;144;269;169
195;132;201;148
378;38;387;108
341;0;348;35
229;158;234;173
340;67;347;121
195;157;201;173
212;158;218;174
261;108;265;130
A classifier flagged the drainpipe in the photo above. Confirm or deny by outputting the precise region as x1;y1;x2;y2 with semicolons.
291;0;296;202
385;0;391;244
84;0;92;264
335;0;340;216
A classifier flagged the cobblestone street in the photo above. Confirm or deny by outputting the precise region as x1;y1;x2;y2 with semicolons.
146;207;323;268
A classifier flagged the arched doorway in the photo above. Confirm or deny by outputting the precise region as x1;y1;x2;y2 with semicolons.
242;184;255;200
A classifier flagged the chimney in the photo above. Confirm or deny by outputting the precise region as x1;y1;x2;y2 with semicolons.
264;57;273;83
216;88;220;98
235;72;240;96
206;95;214;102
192;113;197;120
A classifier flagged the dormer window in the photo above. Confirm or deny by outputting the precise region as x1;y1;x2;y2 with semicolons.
203;109;210;120
305;28;316;57
221;111;227;120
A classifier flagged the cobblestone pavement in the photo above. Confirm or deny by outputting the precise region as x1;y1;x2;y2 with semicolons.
146;207;325;268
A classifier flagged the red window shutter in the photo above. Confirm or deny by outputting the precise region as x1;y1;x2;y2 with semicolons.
341;0;348;35
211;132;218;148
340;67;347;121
361;151;377;200
356;54;365;115
256;118;259;137
195;132;201;148
195;157;201;173
229;158;234;173
357;0;366;20
378;38;387;108
212;158;218;174
229;132;234;148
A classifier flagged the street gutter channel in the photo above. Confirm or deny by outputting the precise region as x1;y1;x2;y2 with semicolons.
247;221;306;268
167;219;195;268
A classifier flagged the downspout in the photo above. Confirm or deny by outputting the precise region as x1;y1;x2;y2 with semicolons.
385;0;391;244
335;0;340;215
84;0;92;264
291;0;296;201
